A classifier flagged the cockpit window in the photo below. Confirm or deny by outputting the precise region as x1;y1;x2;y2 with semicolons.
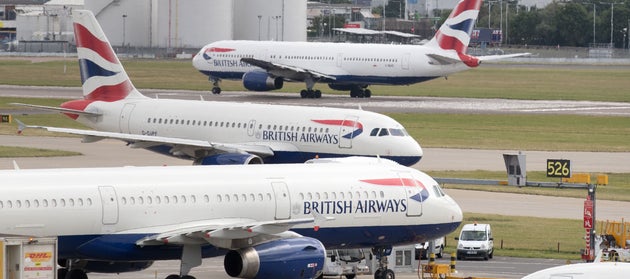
389;128;405;136
370;128;409;137
370;128;379;136
432;184;446;197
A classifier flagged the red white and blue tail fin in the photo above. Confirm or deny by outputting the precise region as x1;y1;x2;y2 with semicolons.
72;10;145;101
426;0;482;67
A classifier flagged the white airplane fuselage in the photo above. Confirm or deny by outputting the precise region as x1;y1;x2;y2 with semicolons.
0;160;462;262
75;98;422;165
193;40;470;85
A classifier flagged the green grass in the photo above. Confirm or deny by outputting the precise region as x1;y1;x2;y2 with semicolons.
444;213;586;260
2;58;630;102
390;113;630;152
428;171;630;202
0;145;81;157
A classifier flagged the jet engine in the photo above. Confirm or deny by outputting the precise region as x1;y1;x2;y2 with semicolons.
197;153;263;165
242;70;284;91
224;237;325;279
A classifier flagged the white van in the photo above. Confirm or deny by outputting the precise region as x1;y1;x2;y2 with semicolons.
415;236;445;259
455;223;493;260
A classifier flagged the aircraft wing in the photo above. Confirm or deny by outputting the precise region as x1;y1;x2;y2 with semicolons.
134;215;333;249
241;57;336;82
426;53;461;65
17;121;275;158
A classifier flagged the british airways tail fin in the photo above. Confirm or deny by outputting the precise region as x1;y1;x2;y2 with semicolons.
425;0;482;67
425;0;529;67
72;10;145;101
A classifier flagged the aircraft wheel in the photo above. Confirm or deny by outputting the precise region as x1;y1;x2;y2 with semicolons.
381;269;395;279
357;90;365;98
66;269;87;279
181;275;196;279
58;268;68;279
300;90;308;98
364;89;372;98
165;274;180;279
373;269;382;279
315;90;322;98
211;87;221;94
350;89;359;98
345;274;356;279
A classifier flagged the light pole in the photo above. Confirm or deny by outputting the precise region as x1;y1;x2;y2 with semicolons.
273;16;281;41
257;15;262;41
122;14;127;47
600;2;618;48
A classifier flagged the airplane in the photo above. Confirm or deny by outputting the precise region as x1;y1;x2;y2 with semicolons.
0;156;464;279
192;0;529;98
12;10;423;167
522;262;630;279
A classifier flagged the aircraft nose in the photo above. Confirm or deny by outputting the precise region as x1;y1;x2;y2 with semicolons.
192;49;208;70
447;195;463;225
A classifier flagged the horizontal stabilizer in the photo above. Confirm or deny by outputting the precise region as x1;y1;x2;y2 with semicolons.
426;53;461;65
10;103;102;117
477;52;531;62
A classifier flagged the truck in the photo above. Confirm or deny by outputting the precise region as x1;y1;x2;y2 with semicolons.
415;236;445;259
594;220;630;262
455;223;494;260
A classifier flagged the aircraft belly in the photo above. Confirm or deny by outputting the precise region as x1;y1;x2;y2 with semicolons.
56;221;459;261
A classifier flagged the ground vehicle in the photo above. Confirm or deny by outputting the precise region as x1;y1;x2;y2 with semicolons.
415;236;445;259
455;223;494;260
322;249;370;279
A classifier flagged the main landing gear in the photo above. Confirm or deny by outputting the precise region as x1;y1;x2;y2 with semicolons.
372;246;396;279
165;245;202;279
350;87;371;98
300;76;323;98
300;89;322;98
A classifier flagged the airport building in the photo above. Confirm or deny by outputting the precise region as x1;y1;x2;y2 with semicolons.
3;0;307;51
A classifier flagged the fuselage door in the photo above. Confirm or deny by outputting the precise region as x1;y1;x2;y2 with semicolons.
338;116;359;149
402;53;410;70
271;181;291;220
98;186;119;225
119;103;135;133
247;119;256;137
398;172;423;216
337;53;343;67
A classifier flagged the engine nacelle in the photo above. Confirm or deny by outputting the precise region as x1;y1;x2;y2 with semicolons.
242;70;283;91
197;153;263;165
224;238;325;279
78;260;153;273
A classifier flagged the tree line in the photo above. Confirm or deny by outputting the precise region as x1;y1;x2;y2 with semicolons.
440;0;630;48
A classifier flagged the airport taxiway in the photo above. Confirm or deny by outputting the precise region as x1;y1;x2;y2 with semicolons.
2;85;630;116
